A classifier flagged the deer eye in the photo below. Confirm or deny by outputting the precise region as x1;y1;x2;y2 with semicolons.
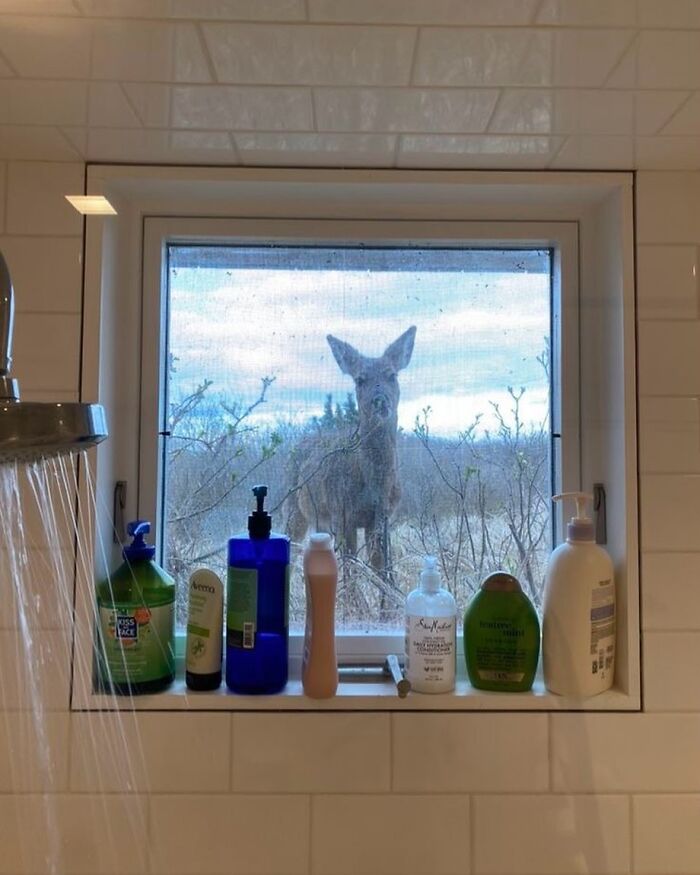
356;375;367;387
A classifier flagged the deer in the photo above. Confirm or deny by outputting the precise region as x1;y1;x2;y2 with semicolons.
287;326;416;578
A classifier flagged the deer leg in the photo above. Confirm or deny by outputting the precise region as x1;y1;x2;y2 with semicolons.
367;515;386;574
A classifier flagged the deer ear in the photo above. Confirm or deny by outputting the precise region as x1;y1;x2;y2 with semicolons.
383;325;416;371
327;334;363;378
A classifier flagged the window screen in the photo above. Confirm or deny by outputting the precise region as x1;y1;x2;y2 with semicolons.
161;244;553;634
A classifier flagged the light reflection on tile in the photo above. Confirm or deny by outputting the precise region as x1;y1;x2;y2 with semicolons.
315;88;497;133
536;0;637;27
202;23;415;85
309;0;538;25
489;90;553;135
76;0;306;19
235;132;396;167
414;29;551;87
172;85;313;131
398;134;562;168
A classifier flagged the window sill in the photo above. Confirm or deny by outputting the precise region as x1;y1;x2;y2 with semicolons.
76;675;639;712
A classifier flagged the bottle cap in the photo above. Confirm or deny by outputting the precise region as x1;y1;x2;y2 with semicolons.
248;484;272;539
420;555;441;592
553;492;594;542
308;532;334;551
481;571;522;593
123;520;155;562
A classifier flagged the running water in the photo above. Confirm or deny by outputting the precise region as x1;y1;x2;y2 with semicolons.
0;451;150;873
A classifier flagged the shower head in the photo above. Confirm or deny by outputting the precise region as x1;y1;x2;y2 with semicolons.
0;401;107;463
0;251;108;463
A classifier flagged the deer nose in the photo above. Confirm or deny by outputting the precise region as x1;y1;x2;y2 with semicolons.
372;393;389;416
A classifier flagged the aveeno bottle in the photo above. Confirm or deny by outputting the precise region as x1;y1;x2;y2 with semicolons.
405;557;457;693
543;492;616;697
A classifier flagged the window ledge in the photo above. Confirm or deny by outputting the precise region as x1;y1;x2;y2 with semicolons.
76;676;639;712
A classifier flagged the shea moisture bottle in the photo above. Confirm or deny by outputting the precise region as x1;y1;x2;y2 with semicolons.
226;485;290;695
543;492;615;697
463;571;540;692
96;520;175;695
405;556;457;693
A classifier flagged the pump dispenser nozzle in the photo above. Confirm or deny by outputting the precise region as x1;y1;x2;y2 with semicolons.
123;519;156;561
553;492;594;542
248;484;272;539
420;555;441;592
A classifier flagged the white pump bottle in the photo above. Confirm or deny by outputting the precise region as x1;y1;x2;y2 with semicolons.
405;557;457;694
543;492;616;697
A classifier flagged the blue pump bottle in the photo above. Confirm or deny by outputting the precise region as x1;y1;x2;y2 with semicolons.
226;485;290;694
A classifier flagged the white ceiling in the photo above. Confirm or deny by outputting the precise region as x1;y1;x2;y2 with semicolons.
0;0;700;169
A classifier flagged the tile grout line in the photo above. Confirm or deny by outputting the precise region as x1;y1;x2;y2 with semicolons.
1;162;7;234
195;21;218;84
308;792;314;875
406;23;421;87
229;712;235;792
656;91;696;135
469;791;476;874
547;711;553;791
629;794;635;874
388;711;395;792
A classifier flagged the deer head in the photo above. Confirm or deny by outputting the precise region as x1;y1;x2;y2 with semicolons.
326;326;416;426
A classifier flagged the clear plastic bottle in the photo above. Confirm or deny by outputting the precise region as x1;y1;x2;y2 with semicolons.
405;556;457;693
302;533;338;699
226;486;290;695
543;492;616;697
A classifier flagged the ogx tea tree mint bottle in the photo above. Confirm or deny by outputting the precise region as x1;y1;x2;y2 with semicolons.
405;556;457;693
463;571;540;692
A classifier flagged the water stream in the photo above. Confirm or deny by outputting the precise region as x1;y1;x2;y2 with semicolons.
0;452;149;874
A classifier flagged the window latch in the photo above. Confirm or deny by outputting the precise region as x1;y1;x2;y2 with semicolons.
593;482;607;545
113;480;127;544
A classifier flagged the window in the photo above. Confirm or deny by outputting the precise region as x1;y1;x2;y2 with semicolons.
74;167;639;711
156;242;555;639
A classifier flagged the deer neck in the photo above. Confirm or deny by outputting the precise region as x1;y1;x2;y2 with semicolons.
359;415;397;477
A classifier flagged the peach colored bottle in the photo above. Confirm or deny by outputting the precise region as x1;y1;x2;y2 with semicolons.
302;533;338;698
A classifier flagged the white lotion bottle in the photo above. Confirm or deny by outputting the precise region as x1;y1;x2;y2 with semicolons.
302;533;338;699
405;556;457;693
543;492;616;697
185;568;223;691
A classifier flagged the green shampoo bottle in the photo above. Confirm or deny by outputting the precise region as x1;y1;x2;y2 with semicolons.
463;571;540;692
96;520;176;695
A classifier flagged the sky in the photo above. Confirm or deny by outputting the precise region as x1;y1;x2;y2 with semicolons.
167;247;551;438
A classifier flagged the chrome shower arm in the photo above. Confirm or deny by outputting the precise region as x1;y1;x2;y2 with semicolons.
0;252;14;377
0;252;19;400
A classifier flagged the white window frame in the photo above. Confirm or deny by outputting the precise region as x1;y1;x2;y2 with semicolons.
72;167;638;712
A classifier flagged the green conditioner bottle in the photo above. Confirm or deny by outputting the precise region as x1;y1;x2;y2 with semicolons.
463;571;540;692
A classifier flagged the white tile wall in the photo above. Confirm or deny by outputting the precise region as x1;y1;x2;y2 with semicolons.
150;794;309;874
232;713;391;792
312;795;469;875
392;713;548;792
0;161;699;875
633;795;700;874
473;794;630;875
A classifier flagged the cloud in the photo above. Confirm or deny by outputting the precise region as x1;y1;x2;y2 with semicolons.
168;265;551;434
